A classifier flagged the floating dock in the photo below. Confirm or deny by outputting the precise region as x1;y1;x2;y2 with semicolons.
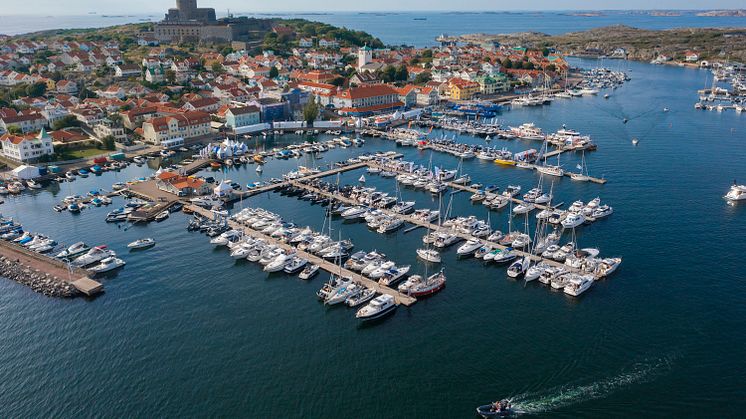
187;205;417;306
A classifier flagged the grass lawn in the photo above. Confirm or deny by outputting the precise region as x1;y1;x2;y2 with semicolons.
55;147;107;161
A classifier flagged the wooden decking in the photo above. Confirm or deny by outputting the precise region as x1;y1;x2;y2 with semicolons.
288;180;577;272
187;205;417;306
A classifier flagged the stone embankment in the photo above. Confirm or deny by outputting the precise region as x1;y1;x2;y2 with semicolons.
0;256;79;297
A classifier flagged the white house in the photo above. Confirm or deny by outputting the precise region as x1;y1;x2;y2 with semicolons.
0;128;55;163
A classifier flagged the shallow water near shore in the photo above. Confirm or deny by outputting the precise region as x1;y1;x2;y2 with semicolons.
1;58;745;417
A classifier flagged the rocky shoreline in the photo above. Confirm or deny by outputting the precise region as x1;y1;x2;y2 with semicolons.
0;256;79;298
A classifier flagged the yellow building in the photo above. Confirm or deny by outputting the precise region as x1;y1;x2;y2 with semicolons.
448;78;480;100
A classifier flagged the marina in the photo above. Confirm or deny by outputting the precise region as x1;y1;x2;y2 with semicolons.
0;56;744;418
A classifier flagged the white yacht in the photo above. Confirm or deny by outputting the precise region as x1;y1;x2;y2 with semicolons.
456;239;482;256
563;274;595;296
88;256;126;274
507;256;530;278
341;206;368;220
724;184;746;202
356;294;397;321
55;242;89;259
127;238;156;249
561;213;586;229
72;246;115;267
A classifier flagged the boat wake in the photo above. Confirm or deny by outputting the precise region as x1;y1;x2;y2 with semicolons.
508;355;676;415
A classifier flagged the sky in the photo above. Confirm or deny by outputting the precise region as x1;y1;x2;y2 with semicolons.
1;0;744;15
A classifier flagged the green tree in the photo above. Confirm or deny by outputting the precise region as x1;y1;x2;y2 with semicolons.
381;65;397;83
211;62;224;74
101;135;116;150
522;61;534;70
421;49;433;58
269;66;279;78
303;94;319;126
395;65;408;82
330;76;346;87
26;82;47;97
546;63;556;72
7;126;22;135
414;72;431;84
165;69;176;84
501;58;512;69
542;47;550;57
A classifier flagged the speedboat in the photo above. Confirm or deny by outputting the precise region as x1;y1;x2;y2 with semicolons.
591;205;613;219
341;206;367;220
127;238;155;249
55;242;89;259
507;256;530;278
456;239;482;256
379;265;411;286
724;184;746;202
492;247;517;264
368;261;396;279
155;211;169;222
72;246;115;267
283;256;308;274
88;256;125;274
476;400;514;418
525;262;550;282
264;252;294;272
356;294;397;321
512;202;535;215
346;287;376;307
298;264;319;280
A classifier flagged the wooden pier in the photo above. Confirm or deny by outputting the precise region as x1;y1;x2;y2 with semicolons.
187;205;417;306
287;179;579;272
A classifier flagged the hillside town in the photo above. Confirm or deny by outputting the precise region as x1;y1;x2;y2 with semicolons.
0;0;571;168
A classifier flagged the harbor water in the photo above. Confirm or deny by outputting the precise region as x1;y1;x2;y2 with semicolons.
1;59;745;417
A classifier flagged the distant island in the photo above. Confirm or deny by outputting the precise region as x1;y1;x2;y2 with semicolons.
457;25;746;63
649;11;681;17
696;10;746;17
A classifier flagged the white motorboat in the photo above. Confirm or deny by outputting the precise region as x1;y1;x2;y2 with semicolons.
507;256;530;278
88;256;125;274
595;257;622;278
299;264;319;280
535;165;564;177
512;203;535;215
210;230;242;246
524;262;549;282
155;211;169;222
264;252;294;272
345;287;376;307
724;184;746;202
356;294;397;321
377;218;404;233
127;238;155;249
456;239;482;256
561;213;586;229
563;274;595;296
369;261;396;279
591;205;613;219
341;206;368;220
283;257;308;274
416;248;441;263
379;265;411;286
55;242;89;259
72;246;115;267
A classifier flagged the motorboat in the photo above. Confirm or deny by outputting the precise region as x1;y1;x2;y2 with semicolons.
88;256;126;274
512;202;535;215
369;261;396;279
456;239;482;256
377;218;404;233
591;205;613;219
72;246;115;267
391;201;415;214
356;294;397;321
416;248;441;263
264;252;294;272
476;400;514;418
725;184;746;201
524;262;550;282
379;265;411;286
283;257;308;274
210;230;242;246
346;287;376;307
492;247;517;264
55;242;89;259
341;206;368;220
155;211;169;222
595;257;622;278
561;213;586;229
127;238;155;249
563;274;595;296
298;264;319;280
507;256;530;278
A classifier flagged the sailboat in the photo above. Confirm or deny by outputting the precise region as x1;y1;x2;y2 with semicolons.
359;174;366;183
416;191;442;263
535;138;564;177
256;165;263;173
569;150;591;182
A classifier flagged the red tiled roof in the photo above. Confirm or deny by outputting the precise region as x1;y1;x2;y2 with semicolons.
337;84;399;100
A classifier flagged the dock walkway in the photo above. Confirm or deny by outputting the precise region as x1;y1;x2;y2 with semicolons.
187;205;417;306
288;180;577;272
